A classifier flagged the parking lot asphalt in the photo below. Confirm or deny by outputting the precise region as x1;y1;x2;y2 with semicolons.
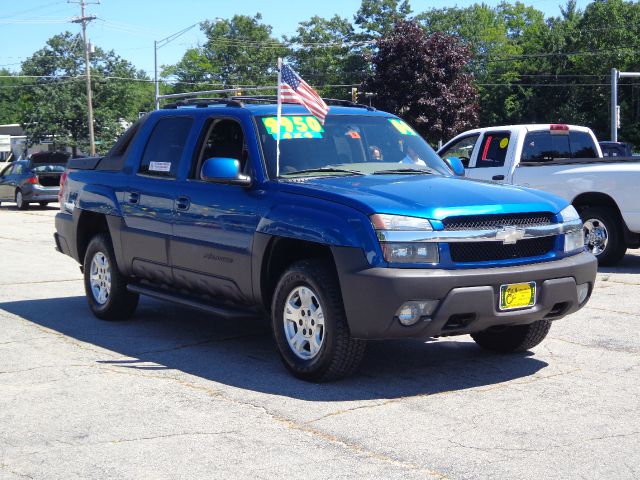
0;205;638;479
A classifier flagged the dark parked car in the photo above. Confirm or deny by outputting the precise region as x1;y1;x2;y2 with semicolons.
0;152;67;209
599;141;634;157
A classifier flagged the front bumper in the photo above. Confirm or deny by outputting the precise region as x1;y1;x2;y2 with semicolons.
333;249;597;340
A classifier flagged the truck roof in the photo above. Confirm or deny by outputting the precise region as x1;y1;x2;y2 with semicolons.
454;124;593;135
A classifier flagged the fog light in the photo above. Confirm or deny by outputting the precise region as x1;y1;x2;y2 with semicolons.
395;300;439;326
577;283;590;304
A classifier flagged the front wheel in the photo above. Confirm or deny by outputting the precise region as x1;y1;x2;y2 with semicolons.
271;259;366;382
579;205;626;266
83;233;139;320
471;320;551;353
15;190;28;210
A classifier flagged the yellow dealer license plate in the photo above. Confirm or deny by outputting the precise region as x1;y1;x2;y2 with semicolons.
499;282;536;311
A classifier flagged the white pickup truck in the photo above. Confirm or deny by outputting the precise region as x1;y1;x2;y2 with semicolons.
438;124;640;265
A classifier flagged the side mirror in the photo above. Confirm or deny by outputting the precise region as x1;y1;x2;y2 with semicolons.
201;157;251;186
444;156;465;176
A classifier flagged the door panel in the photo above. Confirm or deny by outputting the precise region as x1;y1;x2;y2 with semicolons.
170;182;260;304
120;177;175;284
170;116;260;305
466;131;513;183
0;164;15;200
119;116;194;284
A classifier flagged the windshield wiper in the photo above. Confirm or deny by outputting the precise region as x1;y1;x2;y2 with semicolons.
280;167;364;177
372;168;434;175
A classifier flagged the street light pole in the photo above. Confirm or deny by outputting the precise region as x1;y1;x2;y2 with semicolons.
154;23;200;110
154;40;159;110
154;18;224;110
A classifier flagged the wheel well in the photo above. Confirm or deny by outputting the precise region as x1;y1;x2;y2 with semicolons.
572;192;623;220
76;210;110;262
261;237;336;312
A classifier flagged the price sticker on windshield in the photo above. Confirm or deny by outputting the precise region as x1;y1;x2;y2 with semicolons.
262;116;324;139
389;119;417;136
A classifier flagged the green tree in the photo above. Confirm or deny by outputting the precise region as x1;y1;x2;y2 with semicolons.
364;21;478;143
354;0;412;37
166;14;288;93
20;32;151;154
0;69;32;125
286;15;366;98
417;2;548;126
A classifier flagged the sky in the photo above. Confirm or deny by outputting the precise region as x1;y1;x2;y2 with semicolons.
1;0;592;76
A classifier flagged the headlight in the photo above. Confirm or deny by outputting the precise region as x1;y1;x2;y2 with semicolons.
564;229;584;253
370;214;433;231
559;205;580;222
382;242;439;264
371;214;438;264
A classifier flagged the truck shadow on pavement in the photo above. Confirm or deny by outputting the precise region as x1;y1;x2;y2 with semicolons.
597;251;640;274
0;295;549;401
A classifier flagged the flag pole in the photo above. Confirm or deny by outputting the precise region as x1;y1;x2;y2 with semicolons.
276;57;282;178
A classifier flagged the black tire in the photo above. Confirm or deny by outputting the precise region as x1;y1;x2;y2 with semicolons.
578;205;626;266
271;259;366;382
15;190;28;210
39;202;49;207
83;233;139;321
471;320;551;353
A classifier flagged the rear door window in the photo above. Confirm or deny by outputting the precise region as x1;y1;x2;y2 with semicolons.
521;131;571;162
569;132;597;158
139;117;193;178
472;132;510;168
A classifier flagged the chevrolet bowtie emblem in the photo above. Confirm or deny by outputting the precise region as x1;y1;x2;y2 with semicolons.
496;226;525;244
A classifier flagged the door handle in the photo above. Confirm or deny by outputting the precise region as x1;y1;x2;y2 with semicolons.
128;192;140;204
492;175;505;181
175;196;190;211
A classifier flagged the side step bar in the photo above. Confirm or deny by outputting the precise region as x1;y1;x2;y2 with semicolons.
127;284;260;320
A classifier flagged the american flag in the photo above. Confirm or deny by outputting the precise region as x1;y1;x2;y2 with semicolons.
279;63;329;124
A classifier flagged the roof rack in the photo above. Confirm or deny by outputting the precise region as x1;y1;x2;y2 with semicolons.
229;95;375;110
159;87;376;111
163;98;244;109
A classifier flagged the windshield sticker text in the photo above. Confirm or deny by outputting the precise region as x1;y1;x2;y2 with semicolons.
262;116;324;139
389;119;417;136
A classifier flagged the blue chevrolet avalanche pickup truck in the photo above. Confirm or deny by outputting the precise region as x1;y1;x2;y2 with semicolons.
54;98;597;381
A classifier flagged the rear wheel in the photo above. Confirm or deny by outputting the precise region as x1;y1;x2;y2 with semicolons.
471;320;551;353
15;190;28;210
579;205;626;266
271;259;366;382
83;233;139;320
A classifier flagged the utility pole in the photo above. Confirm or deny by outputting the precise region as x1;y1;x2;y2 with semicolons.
70;0;99;155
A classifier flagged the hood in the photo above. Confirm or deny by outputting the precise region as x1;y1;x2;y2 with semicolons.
276;174;567;220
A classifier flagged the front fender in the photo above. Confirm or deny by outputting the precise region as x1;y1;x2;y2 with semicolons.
256;202;380;262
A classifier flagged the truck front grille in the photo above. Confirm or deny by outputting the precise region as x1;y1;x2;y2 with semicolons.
449;236;556;263
443;213;553;231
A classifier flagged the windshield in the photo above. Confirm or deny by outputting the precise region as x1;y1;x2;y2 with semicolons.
256;114;451;178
